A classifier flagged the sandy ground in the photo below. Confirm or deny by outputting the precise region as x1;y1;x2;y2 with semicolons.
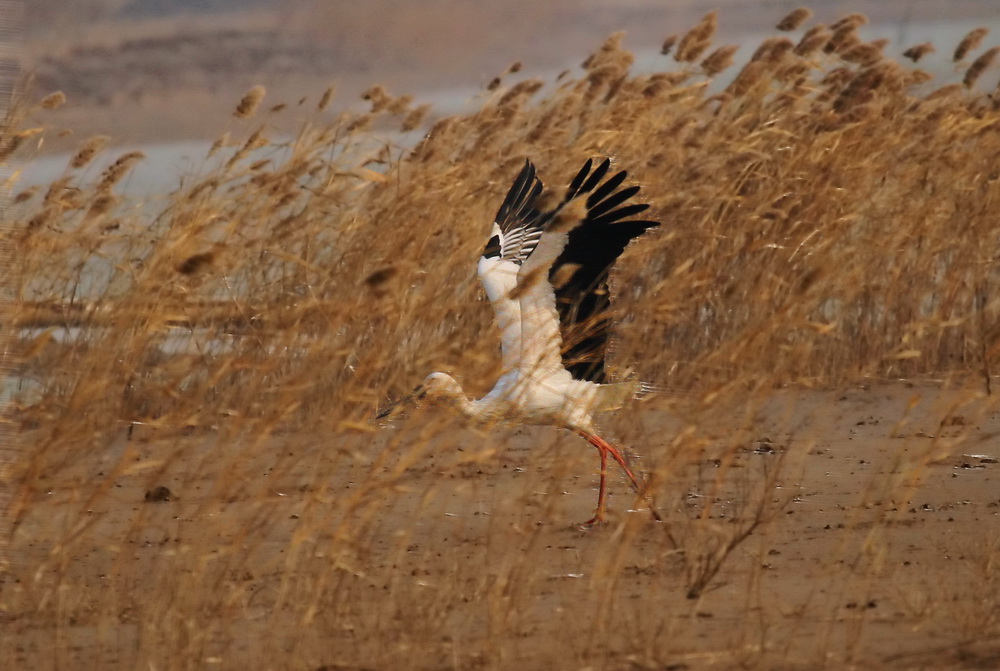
4;380;1000;669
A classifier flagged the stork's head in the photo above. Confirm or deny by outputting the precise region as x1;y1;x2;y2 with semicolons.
415;372;466;406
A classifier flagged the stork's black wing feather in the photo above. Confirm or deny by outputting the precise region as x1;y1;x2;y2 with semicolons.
484;159;545;265
547;161;659;383
565;158;594;196
577;158;611;196
495;160;542;234
587;170;629;207
588;184;641;221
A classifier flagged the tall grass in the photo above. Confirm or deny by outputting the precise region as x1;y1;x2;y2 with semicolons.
6;8;1000;669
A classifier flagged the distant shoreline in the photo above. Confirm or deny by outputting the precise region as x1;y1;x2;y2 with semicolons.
26;3;1000;153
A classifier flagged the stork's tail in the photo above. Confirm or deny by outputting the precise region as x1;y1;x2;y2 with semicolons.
634;381;700;400
634;381;667;400
594;380;668;412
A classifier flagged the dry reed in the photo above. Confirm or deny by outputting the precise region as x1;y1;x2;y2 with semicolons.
660;34;678;56
37;91;65;110
903;42;935;62
964;46;1000;88
776;8;812;32
317;85;335;111
675;12;717;63
233;84;266;118
68;135;109;169
701;45;739;77
794;25;830;56
955;27;989;61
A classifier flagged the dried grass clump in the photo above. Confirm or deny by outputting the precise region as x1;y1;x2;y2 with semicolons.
794;25;831;57
964;46;1000;88
777;8;812;32
726;60;770;98
640;71;689;99
85;193;118;218
750;37;795;66
362;84;393;113
69;135;110;169
233;85;266;119
400;103;431;132
955;27;989;61
498;78;545;107
824;21;862;55
830;13;868;31
675;11;717;63
841;41;885;66
660;34;678;56
0;128;42;163
13;185;38;204
97;151;145;192
38;91;66;110
701;45;739;77
317;85;335;111
903;42;936;62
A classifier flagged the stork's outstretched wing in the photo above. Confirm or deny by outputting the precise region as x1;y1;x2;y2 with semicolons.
550;159;659;382
477;160;544;372
478;158;658;382
516;159;659;382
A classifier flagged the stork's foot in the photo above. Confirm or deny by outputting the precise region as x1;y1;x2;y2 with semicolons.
578;515;607;530
579;506;661;529
638;500;664;523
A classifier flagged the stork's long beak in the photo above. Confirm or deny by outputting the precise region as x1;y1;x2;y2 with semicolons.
375;403;397;420
375;383;426;420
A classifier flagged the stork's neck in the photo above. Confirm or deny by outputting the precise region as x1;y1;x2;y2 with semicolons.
427;373;482;420
447;390;480;420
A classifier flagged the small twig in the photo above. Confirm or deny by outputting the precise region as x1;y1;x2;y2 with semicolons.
982;340;992;396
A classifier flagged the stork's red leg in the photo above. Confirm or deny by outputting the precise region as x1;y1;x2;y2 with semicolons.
582;441;609;527
576;430;662;525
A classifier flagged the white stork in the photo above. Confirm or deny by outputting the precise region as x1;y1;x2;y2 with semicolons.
382;158;661;526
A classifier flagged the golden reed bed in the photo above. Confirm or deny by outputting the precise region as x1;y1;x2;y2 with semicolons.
4;8;1000;669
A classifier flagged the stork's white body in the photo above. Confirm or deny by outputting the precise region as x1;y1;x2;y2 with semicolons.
469;235;604;429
